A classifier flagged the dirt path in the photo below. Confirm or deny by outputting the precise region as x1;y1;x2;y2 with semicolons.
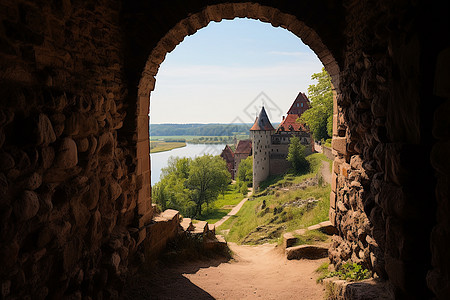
320;160;332;185
123;243;327;300
213;189;252;228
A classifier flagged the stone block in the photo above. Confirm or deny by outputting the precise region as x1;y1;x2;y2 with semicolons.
331;172;337;192
54;138;78;169
180;218;194;231
137;115;149;141
332;137;347;155
138;210;154;228
286;245;328;260
319;221;339;235
283;232;297;249
207;224;215;234
329;209;336;226
136;228;146;246
332;113;338;136
193;221;208;234
136;140;149;158
330;191;336;209
161;209;179;222
294;229;307;236
308;224;321;231
341;163;350;178
137;155;150;175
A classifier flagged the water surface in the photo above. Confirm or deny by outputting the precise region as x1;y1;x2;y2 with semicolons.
151;143;227;185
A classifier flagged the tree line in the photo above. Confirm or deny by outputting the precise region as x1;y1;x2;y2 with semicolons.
150;123;252;137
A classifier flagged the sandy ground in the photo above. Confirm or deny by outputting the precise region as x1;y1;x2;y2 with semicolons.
123;243;327;300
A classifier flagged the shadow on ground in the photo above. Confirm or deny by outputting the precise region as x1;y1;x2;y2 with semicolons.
122;256;230;299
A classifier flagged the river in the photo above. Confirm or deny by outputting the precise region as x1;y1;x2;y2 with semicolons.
151;143;227;185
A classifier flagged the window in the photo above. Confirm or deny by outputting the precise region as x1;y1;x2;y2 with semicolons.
301;103;304;107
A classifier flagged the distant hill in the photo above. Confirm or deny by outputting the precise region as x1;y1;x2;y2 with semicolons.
150;123;253;136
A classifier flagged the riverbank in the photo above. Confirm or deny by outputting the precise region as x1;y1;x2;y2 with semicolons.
150;141;186;153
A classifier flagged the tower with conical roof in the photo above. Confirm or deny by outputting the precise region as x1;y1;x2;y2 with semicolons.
250;106;275;189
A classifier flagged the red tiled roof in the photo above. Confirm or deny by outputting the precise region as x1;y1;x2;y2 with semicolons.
250;107;275;131
277;114;308;132
235;139;252;155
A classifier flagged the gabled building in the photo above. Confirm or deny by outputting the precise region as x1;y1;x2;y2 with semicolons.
251;92;314;189
220;145;235;179
234;139;252;178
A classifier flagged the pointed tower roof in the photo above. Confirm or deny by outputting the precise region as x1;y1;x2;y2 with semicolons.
250;107;275;131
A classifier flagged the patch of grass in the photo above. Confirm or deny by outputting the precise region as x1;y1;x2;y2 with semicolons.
197;209;228;224
150;141;186;153
219;153;331;244
317;262;371;283
197;184;246;224
292;230;329;247
316;262;330;283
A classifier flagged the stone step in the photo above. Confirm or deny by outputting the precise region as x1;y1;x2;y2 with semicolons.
180;218;194;232
307;224;321;231
208;223;215;234
318;220;339;235
192;221;208;234
286;244;328;260
283;232;297;249
216;235;227;244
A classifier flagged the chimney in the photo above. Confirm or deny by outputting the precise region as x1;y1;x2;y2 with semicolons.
282;116;285;120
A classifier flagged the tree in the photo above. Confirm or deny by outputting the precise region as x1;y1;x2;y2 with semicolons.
299;68;333;141
186;155;230;217
287;136;310;174
237;156;253;187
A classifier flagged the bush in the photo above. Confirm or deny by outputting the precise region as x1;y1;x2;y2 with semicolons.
240;182;248;196
317;262;371;282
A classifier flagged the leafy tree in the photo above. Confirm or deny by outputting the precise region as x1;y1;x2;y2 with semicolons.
299;68;333;141
186;155;230;217
237;156;253;187
287;136;310;174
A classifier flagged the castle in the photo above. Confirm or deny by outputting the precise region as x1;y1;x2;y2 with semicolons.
220;139;252;179
251;92;314;189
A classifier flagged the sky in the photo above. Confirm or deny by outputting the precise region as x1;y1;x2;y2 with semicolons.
150;18;323;124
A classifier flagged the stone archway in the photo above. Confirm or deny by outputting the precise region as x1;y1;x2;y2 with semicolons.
1;0;447;298
133;1;343;236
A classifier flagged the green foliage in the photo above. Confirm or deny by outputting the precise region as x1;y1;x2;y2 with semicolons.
317;262;371;283
239;182;249;196
299;68;333;141
186;155;231;217
197;184;246;223
287;136;310;174
237;156;253;187
219;153;331;244
315;262;330;283
150;123;252;137
152;155;230;218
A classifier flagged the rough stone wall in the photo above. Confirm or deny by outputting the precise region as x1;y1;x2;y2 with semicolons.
329;0;443;298
0;1;141;298
1;0;448;299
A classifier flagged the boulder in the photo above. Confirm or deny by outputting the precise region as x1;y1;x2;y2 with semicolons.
0;152;14;171
54;138;78;169
35;114;56;146
14;190;40;221
24;172;42;190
